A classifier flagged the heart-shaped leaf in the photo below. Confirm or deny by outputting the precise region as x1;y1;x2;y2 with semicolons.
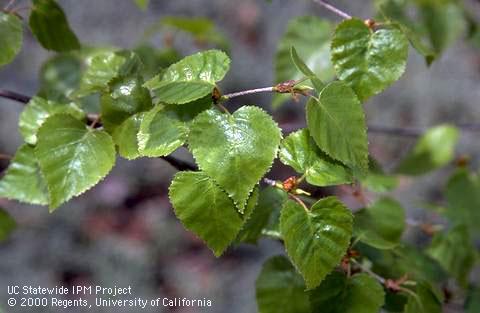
29;0;80;52
35;114;116;210
331;18;408;101
306;81;368;173
280;196;353;289
0;144;48;206
188;106;281;211
354;197;406;249
19;97;85;145
280;129;353;186
309;272;385;313
256;256;311;313
144;50;230;104
169;171;258;257
0;12;23;66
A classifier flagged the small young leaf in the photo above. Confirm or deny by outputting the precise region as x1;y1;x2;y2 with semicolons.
427;224;476;287
395;124;459;175
306;81;368;173
19;97;85;145
112;112;145;160
100;75;153;132
0;208;16;241
280;129;353;186
188;106;281;212
280;197;353;289
256;256;311;313
35;114;116;210
290;46;325;91
274;16;334;107
169;171;258;257
331;18;408;101
0;12;23;66
75;50;142;97
309;272;385;313
354;197;406;249
445;169;480;236
236;187;287;244
0;145;48;206
29;0;80;52
144;50;230;104
403;281;443;313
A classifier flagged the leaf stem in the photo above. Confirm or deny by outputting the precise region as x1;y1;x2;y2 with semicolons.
312;0;352;19
222;86;275;100
290;193;310;213
3;0;16;11
351;259;386;284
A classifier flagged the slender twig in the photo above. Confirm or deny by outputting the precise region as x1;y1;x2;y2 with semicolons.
160;155;197;171
0;89;30;104
222;86;275;100
351;259;386;284
313;0;352;19
3;0;16;11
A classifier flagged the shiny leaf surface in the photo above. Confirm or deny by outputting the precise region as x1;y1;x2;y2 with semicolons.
188;106;281;212
331;18;408;101
280;197;353;289
35;114;116;210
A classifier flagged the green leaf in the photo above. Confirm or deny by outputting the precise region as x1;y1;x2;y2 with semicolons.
75;50;142;97
38;53;83;100
417;0;465;55
395;125;459;175
445;169;480;236
100;75;152;132
290;46;325;91
236;187;287;244
169;171;258;257
134;0;149;10
35;114;116;210
144;50;230;104
361;157;398;192
280;197;353;289
274;16;334;108
331;18;408;101
354;197;406;249
133;45;181;79
426;224;476;287
256;256;311;313
112;112;145;160
466;286;480;313
138;96;212;157
29;0;80;52
279;129;353;186
0;208;16;241
375;0;436;64
0;145;48;206
188;106;281;212
138;105;187;157
0;12;23;66
19;97;85;145
403;281;443;313
306;81;368;173
310;272;385;313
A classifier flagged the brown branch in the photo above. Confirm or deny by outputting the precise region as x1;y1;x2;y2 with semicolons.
160;155;197;171
0;89;30;104
312;0;352;19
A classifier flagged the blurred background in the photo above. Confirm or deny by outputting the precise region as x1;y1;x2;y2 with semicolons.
0;0;480;312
